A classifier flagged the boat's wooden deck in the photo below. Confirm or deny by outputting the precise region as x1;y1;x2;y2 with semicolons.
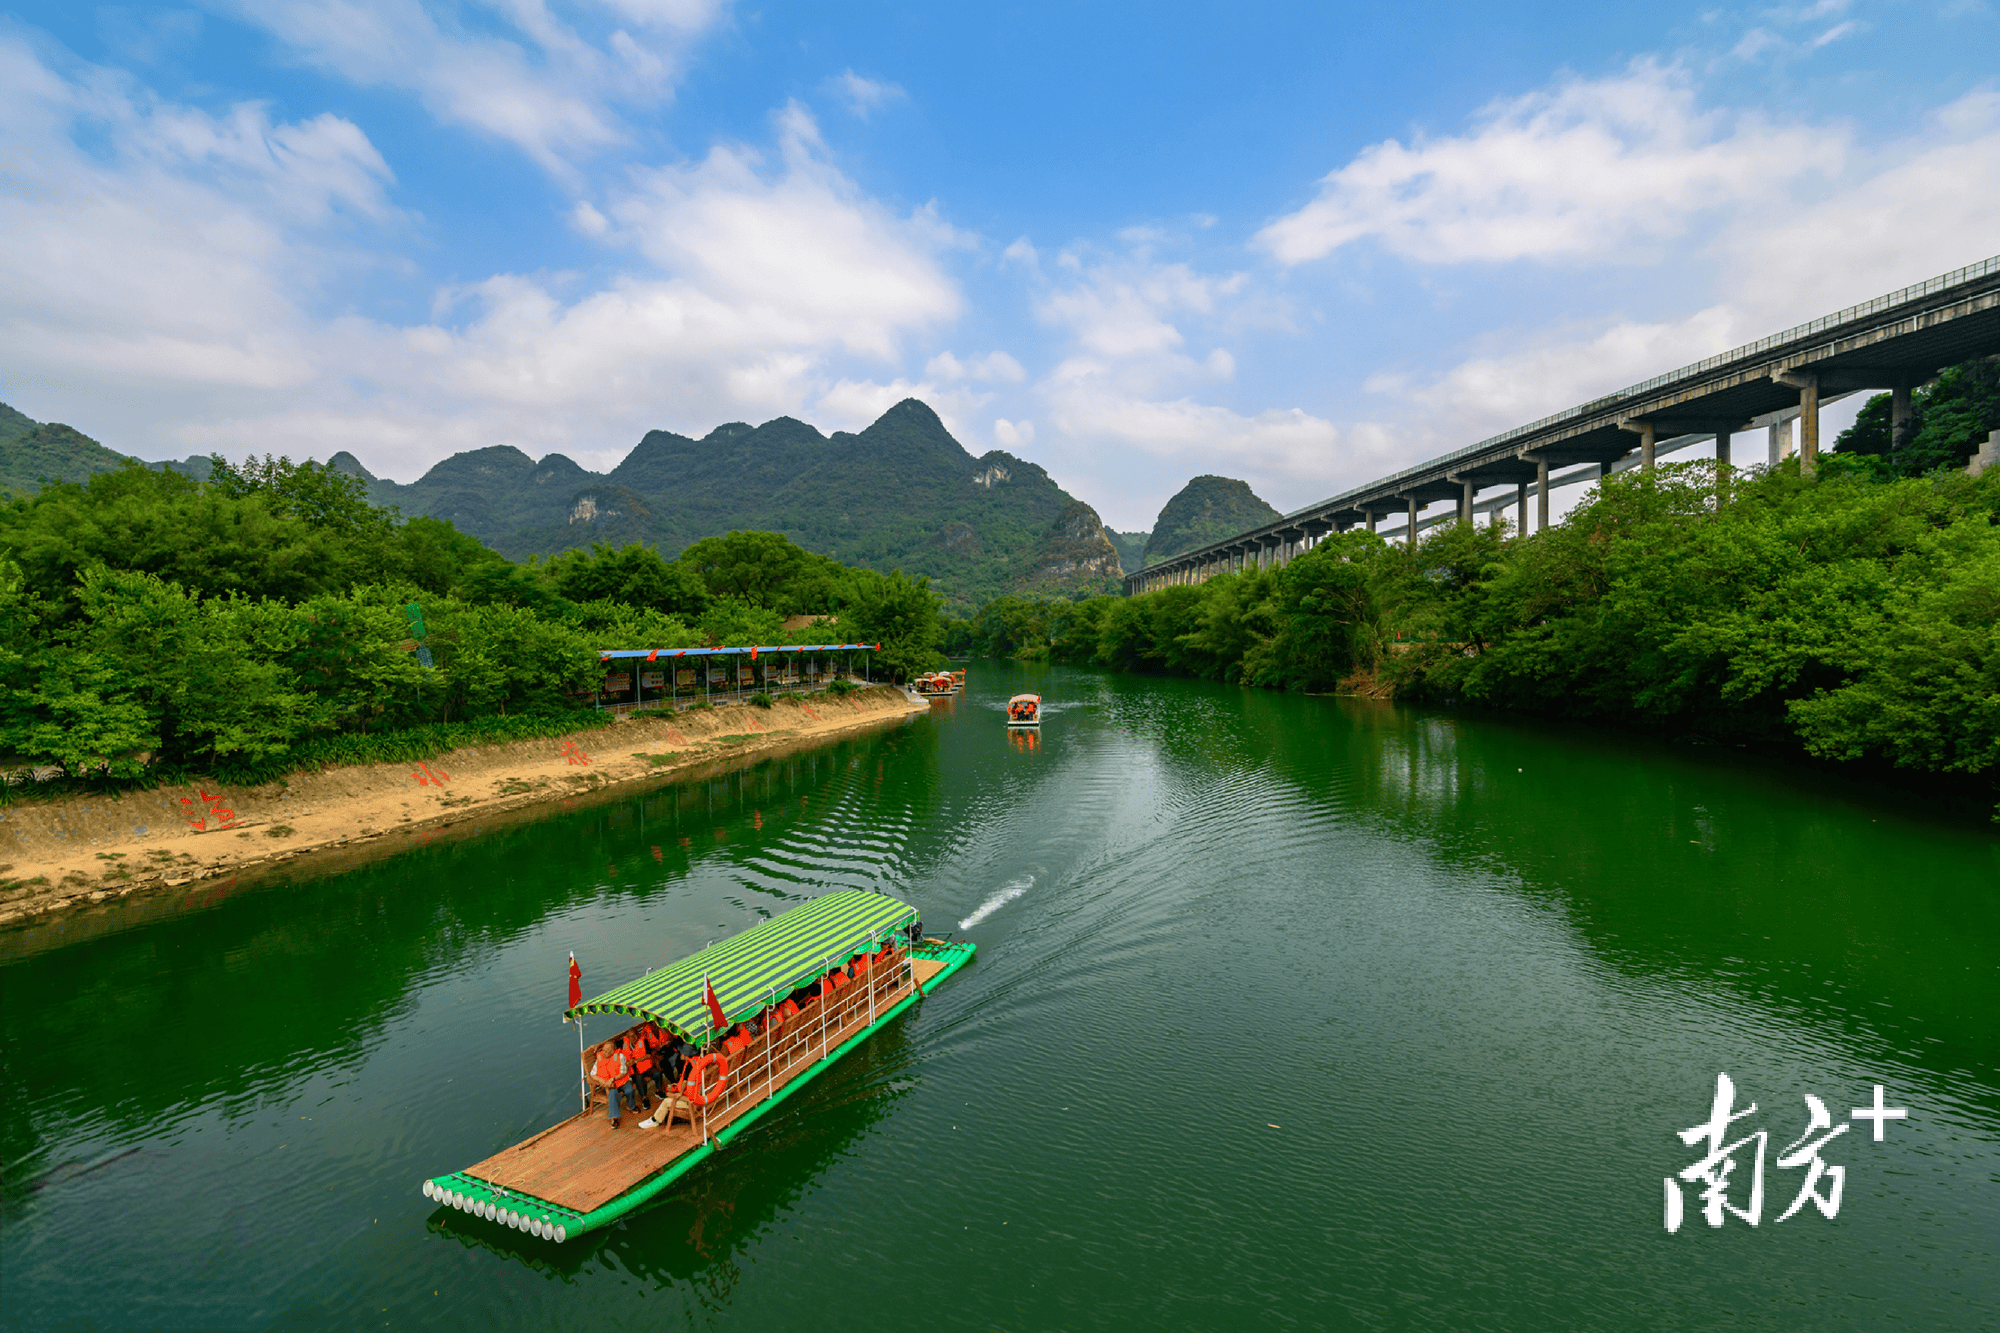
464;954;951;1214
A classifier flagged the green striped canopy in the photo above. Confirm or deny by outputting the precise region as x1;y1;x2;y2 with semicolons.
567;889;919;1038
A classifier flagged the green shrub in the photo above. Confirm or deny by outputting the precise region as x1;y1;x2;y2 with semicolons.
748;692;773;709
825;677;857;696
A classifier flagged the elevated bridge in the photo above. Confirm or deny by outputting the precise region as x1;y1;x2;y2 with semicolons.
1126;255;2000;593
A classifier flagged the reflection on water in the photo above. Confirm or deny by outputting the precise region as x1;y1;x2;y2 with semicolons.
2;664;1995;1331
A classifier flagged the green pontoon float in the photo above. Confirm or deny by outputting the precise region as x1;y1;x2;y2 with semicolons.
420;889;974;1242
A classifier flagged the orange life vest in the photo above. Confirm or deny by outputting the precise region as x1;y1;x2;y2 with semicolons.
592;1051;625;1083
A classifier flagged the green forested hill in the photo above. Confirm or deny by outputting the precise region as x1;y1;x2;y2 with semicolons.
362;399;1112;610
0;404;219;495
0;411;145;496
1107;529;1149;574
0;398;1121;611
1142;475;1282;565
0;402;35;445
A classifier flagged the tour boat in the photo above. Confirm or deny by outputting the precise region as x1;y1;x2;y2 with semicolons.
419;889;974;1243
1006;694;1041;727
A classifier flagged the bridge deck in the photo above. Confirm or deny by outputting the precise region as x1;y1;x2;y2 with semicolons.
1129;253;2000;586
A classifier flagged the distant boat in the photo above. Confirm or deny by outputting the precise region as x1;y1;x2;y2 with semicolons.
1006;693;1040;727
420;890;974;1244
914;671;957;698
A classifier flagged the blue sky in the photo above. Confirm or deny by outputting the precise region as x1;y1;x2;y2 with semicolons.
2;0;1995;529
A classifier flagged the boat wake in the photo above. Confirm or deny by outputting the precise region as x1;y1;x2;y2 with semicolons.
959;877;1030;930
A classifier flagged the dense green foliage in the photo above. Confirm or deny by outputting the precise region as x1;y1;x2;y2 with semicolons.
966;458;2000;800
0;416;152;496
1833;356;2000;475
1142;474;1281;566
0;460;943;782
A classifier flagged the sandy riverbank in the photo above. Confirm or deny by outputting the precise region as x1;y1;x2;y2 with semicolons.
0;686;927;929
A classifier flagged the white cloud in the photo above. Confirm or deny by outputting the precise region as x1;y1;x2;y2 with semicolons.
926;350;1026;383
1363;305;1745;457
1730;28;1784;61
993;418;1034;447
1257;60;1846;266
811;376;991;442
1035;255;1247;360
1715;89;2000;320
1341;89;2000;471
0;43;968;480
595;103;962;362
213;0;732;177
832;70;905;119
1018;239;1340;501
0;38;389;404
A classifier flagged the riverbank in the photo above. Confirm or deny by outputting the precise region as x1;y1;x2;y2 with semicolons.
0;686;926;928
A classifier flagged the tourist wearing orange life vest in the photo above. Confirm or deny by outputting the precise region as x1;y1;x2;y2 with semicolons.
586;1041;637;1127
622;1031;660;1105
637;1021;678;1096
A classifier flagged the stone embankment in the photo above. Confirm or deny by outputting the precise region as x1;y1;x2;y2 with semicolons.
0;686;924;928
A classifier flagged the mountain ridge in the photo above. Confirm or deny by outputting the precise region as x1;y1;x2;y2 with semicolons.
1143;475;1283;566
350;398;1120;609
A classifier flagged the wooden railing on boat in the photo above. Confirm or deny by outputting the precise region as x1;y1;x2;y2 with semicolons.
594;943;925;1139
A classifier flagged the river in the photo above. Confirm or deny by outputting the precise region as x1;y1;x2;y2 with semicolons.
2;663;1995;1330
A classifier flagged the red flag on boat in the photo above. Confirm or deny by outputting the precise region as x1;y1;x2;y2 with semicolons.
703;974;727;1031
567;952;582;1010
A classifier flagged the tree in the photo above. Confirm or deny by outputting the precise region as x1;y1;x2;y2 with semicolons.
1834;355;2000;476
841;571;944;682
546;542;711;618
678;529;854;613
206;452;391;538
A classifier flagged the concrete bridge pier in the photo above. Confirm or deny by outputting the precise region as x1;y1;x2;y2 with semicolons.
1405;495;1419;549
1516;482;1529;536
1535;457;1550;531
1797;373;1820;475
1892;382;1915;452
1776;371;1820;474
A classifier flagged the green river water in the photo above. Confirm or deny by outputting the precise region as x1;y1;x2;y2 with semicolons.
2;663;1996;1330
